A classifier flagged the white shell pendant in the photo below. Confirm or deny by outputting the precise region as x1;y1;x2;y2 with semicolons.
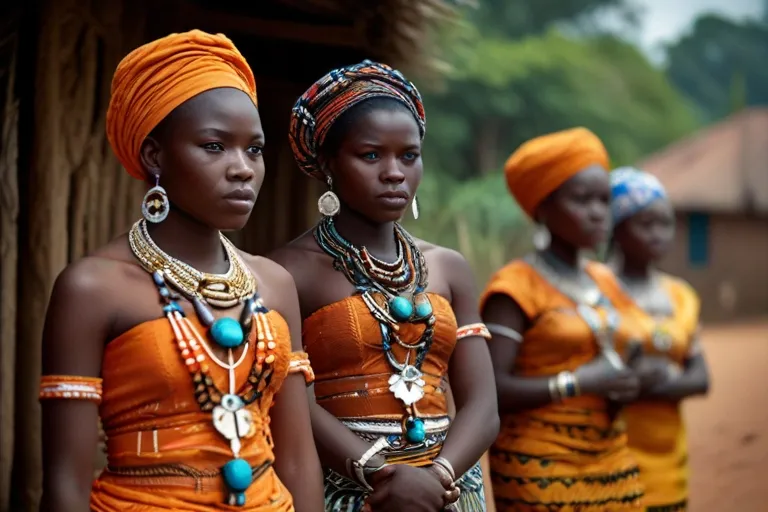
212;394;253;458
388;365;426;406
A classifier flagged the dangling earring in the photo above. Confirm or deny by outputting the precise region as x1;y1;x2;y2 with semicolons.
318;175;340;217
411;195;420;220
532;223;551;251
142;174;170;223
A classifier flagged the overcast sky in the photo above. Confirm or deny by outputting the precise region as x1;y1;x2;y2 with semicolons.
604;0;765;63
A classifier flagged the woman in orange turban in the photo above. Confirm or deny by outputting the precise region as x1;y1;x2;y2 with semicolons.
38;30;323;511
480;128;646;511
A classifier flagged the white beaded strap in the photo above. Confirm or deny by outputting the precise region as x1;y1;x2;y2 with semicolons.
350;437;389;491
486;323;523;343
456;322;491;341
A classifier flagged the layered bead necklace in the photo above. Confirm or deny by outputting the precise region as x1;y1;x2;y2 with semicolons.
314;216;435;444
619;271;675;352
527;251;624;370
129;219;273;507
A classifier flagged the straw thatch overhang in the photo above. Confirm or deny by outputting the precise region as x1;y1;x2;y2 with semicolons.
0;1;465;510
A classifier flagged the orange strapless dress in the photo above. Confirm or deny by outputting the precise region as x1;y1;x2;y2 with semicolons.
596;267;700;512
90;311;294;511
304;293;486;511
480;260;644;512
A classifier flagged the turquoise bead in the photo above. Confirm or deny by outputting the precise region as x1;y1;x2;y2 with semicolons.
210;317;245;348
222;458;253;492
389;296;413;322
235;493;246;506
415;300;432;319
405;418;426;443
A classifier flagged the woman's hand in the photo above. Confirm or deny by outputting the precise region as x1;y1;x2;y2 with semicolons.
575;353;640;403
630;354;672;391
364;465;446;512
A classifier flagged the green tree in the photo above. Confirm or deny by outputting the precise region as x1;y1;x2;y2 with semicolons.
665;14;768;122
421;29;697;179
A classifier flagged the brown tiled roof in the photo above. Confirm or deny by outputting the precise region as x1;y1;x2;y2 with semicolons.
638;108;768;215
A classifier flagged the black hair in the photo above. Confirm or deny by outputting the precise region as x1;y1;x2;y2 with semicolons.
320;96;415;157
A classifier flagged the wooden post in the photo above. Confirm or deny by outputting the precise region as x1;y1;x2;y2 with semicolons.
0;13;20;511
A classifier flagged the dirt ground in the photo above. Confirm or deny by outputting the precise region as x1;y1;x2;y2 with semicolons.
479;320;768;512
685;320;768;512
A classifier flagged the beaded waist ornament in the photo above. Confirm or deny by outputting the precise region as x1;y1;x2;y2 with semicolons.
314;217;434;445
129;219;274;507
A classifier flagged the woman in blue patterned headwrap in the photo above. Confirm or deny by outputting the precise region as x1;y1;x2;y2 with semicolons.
269;60;498;511
602;167;710;512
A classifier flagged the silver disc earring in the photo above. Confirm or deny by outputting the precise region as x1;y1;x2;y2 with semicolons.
411;195;420;220
318;175;340;217
532;223;551;250
142;174;170;223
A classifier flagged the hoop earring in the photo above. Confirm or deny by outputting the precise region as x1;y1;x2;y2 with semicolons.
318;175;340;217
532;223;551;251
411;195;420;220
142;174;170;223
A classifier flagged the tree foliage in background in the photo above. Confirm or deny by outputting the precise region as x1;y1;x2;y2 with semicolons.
407;0;699;283
665;14;768;123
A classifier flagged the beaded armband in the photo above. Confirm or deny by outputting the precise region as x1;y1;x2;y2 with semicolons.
39;375;103;405
288;351;315;385
456;322;491;341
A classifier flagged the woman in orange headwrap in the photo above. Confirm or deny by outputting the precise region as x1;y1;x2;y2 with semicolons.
480;128;645;511
597;167;710;511
39;30;323;511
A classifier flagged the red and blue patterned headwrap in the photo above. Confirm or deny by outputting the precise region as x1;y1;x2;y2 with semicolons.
289;60;426;181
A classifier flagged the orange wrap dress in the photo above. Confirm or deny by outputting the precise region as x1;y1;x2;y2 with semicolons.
480;260;644;512
90;311;296;511
304;293;486;510
595;267;700;512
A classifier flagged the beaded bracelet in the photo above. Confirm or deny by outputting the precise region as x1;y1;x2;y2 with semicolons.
347;437;390;491
456;323;491;341
39;375;103;405
288;351;315;385
548;371;580;402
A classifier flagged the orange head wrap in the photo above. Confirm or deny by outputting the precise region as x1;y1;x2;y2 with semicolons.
504;127;609;218
106;30;257;181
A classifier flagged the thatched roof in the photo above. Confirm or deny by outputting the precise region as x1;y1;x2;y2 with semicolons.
186;0;473;79
639;108;768;216
282;0;472;72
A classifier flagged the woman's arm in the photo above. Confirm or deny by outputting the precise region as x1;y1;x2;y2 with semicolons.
642;337;710;401
482;294;555;412
260;261;324;512
264;249;387;478
40;259;112;512
438;249;500;478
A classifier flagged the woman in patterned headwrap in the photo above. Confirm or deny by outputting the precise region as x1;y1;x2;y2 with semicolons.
480;128;646;511
268;60;499;511
39;30;323;511
597;167;710;511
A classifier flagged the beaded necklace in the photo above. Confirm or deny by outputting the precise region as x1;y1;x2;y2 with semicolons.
314;216;434;444
618;271;675;352
527;252;624;369
129;221;274;507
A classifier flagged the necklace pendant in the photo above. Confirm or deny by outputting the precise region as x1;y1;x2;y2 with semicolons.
223;458;253;507
413;293;433;319
210;317;246;348
652;328;673;352
404;416;426;444
212;394;253;457
389;296;414;322
388;365;425;406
